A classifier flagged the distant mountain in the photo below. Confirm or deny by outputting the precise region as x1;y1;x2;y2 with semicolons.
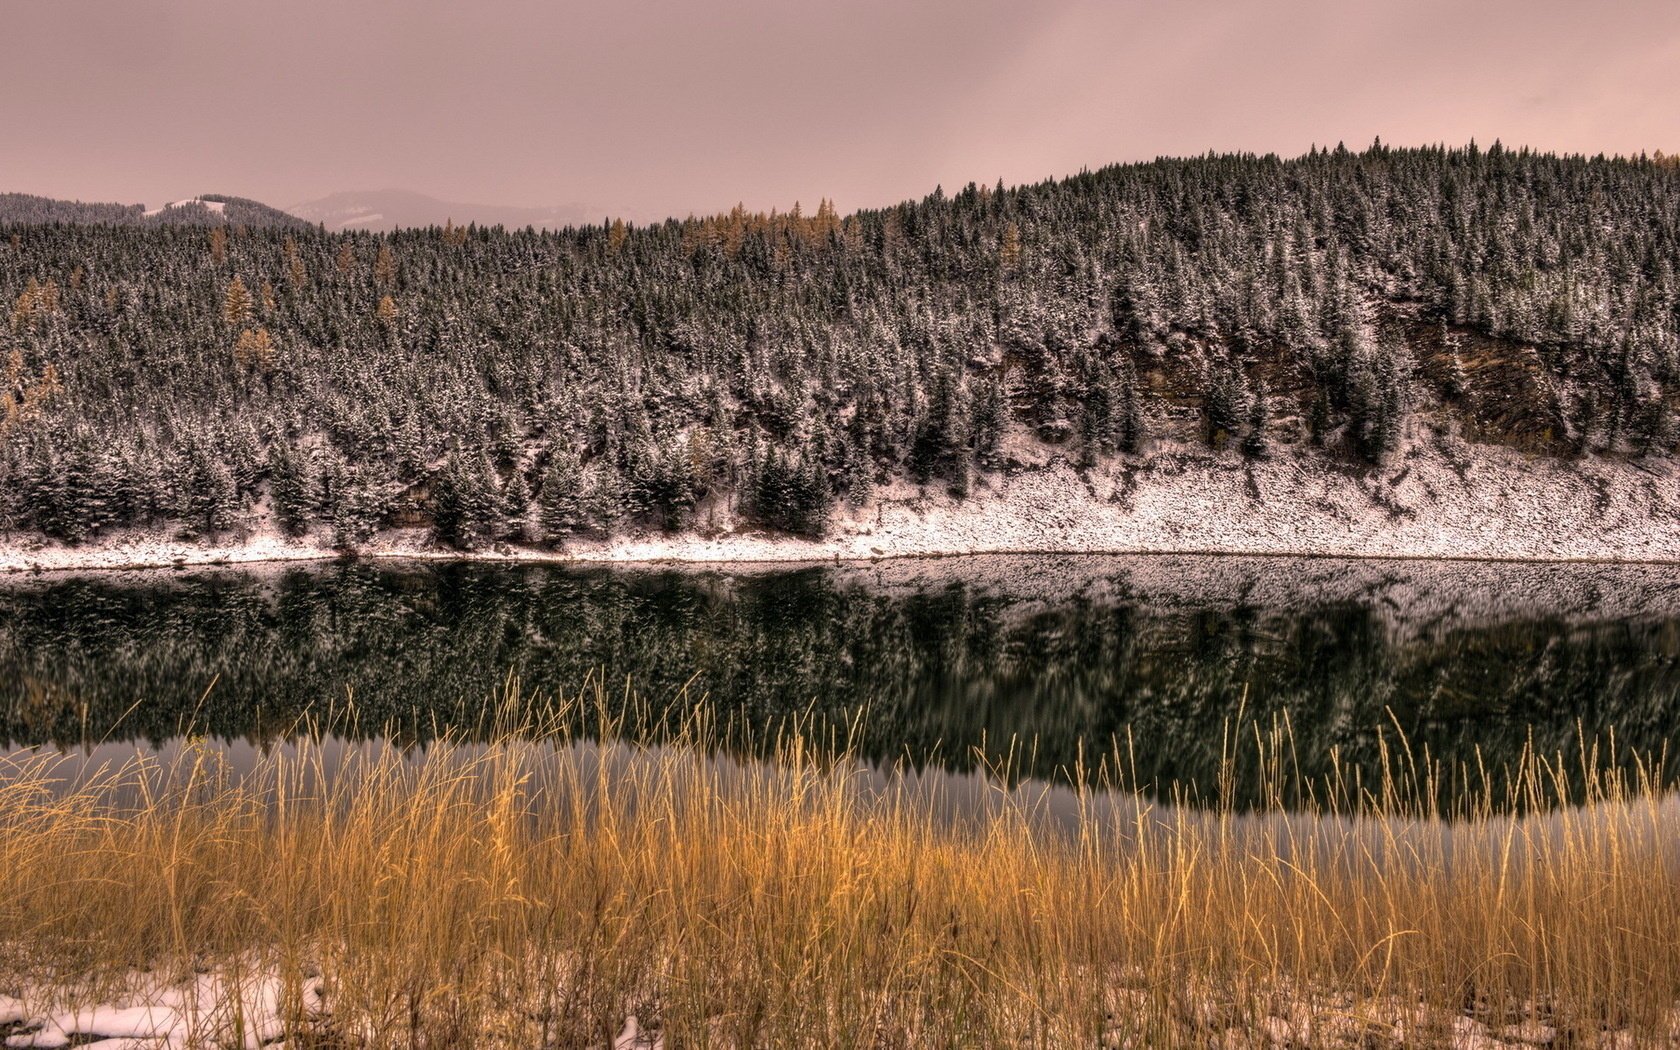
288;189;600;232
0;192;308;229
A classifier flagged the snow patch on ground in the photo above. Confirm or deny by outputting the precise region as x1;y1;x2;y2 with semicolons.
3;437;1677;575
0;526;339;575
1;967;317;1049
0;964;661;1050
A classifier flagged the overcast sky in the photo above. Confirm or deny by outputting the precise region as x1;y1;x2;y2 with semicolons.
3;0;1677;221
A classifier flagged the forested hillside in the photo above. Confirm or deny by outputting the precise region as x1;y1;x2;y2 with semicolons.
0;195;144;225
2;142;1677;551
0;193;307;230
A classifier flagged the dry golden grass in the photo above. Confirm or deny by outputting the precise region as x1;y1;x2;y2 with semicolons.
1;690;1678;1048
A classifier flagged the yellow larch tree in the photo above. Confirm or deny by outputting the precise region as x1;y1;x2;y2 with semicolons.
374;244;398;286
283;236;307;288
234;327;276;371
224;276;253;327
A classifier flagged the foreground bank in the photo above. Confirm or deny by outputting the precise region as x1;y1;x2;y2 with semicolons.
3;700;1678;1049
3;436;1678;574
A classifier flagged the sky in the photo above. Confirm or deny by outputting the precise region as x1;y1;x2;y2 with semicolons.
3;0;1677;222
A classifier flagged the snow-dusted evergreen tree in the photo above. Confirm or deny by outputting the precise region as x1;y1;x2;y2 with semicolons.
537;448;587;543
268;443;314;537
431;454;501;549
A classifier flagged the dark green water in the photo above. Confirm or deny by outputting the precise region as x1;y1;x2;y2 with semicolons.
5;556;1680;803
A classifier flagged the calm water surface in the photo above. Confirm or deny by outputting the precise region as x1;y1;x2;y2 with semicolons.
5;555;1680;803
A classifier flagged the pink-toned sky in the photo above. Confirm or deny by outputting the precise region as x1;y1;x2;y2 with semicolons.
4;0;1677;221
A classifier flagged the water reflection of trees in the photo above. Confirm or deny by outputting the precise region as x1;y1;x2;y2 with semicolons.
4;563;1680;804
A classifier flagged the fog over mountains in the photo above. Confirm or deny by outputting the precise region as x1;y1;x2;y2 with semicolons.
287;190;604;232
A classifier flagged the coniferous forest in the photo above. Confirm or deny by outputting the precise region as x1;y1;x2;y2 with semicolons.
2;142;1678;550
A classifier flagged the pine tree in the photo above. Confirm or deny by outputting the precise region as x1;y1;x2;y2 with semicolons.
1114;359;1143;454
748;445;833;537
502;469;533;540
331;467;385;549
269;443;314;537
645;443;698;532
582;464;626;535
1242;380;1271;458
431;454;502;550
314;444;349;524
234;328;276;370
970;373;1006;469
999;223;1022;273
176;442;239;537
1204;362;1249;448
537;448;587;543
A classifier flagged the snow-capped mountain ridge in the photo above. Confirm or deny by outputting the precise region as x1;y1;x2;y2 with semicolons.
142;197;227;218
288;189;602;232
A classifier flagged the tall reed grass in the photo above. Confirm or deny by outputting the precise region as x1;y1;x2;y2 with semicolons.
1;685;1677;1048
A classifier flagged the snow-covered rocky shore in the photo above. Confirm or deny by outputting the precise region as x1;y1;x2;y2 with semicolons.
3;435;1677;575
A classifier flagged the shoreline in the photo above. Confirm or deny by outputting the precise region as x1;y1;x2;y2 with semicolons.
5;436;1680;576
11;541;1680;579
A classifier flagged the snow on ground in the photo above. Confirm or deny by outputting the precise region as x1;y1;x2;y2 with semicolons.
0;964;664;1050
0;956;1666;1049
0;526;339;575
0;967;318;1048
3;435;1678;576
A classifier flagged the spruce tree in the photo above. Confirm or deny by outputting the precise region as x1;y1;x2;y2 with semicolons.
332;468;384;549
501;470;533;541
1242;381;1271;458
432;454;501;549
269;443;314;537
582;464;626;536
176;443;238;537
537;449;587;543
